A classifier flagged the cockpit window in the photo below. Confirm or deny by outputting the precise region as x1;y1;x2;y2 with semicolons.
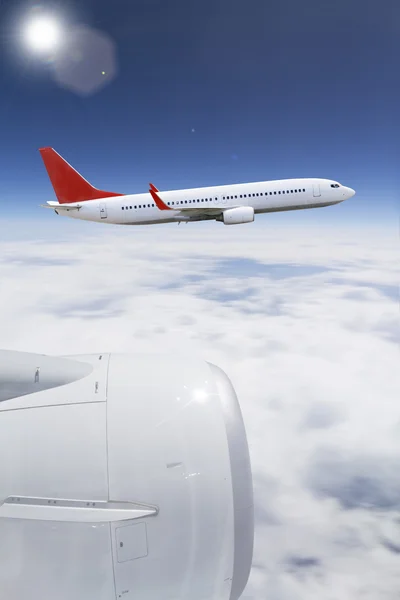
330;183;340;188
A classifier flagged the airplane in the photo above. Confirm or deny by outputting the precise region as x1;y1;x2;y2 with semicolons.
0;348;253;600
39;147;355;226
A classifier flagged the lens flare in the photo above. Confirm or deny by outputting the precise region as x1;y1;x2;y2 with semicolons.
193;389;209;403
24;16;61;53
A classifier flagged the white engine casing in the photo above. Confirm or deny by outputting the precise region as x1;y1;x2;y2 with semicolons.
222;207;254;225
0;350;254;600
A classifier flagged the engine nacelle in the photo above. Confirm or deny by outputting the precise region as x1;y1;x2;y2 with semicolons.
0;350;254;600
221;207;254;225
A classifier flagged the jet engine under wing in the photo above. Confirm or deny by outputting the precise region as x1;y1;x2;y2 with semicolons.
0;350;254;600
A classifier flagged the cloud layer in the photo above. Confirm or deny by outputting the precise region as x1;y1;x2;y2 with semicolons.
0;219;398;599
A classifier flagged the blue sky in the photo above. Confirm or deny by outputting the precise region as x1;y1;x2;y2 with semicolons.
0;0;397;223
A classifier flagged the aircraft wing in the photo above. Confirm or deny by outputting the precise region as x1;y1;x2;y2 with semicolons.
149;183;235;215
170;206;229;215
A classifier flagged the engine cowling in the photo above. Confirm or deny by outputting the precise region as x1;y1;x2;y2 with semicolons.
0;350;254;600
222;206;254;225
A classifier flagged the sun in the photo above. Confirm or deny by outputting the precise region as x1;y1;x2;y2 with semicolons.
24;16;61;53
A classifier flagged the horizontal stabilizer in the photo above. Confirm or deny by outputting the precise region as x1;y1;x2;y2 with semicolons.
40;203;81;211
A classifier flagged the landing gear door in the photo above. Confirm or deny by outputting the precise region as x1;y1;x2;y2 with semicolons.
99;202;108;219
313;184;321;198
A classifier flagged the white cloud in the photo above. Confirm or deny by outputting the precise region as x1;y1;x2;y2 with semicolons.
0;219;399;599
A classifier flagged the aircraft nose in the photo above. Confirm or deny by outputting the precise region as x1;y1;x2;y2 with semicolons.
344;186;356;199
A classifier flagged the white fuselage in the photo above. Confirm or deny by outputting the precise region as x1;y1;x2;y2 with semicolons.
50;178;355;225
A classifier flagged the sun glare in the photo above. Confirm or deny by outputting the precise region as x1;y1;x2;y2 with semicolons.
24;16;61;53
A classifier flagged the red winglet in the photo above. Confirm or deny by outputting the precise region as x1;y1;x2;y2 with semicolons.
39;147;124;204
149;184;171;211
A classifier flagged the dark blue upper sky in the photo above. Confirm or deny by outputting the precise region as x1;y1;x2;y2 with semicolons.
0;0;397;222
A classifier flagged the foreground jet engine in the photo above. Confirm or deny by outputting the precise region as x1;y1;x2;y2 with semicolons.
0;350;254;600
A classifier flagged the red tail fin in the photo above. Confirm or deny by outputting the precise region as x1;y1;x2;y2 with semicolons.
39;147;123;204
